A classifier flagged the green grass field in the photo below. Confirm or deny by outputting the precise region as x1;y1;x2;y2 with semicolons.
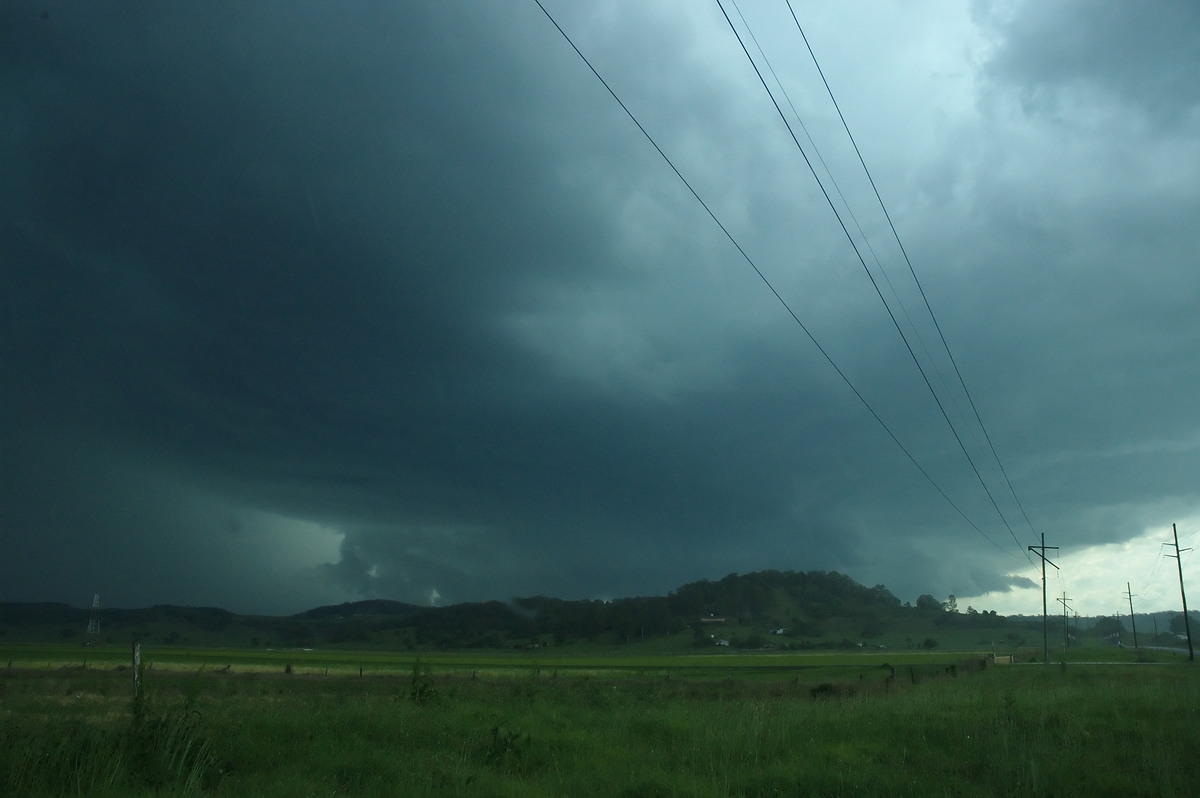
2;643;1197;797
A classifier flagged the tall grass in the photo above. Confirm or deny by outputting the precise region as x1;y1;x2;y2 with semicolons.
3;658;1198;796
1;662;216;797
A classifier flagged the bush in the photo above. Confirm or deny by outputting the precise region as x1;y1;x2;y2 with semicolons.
410;657;437;705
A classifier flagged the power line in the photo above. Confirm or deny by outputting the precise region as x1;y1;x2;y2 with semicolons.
1056;592;1073;650
727;0;981;462
1166;523;1194;661
531;0;1014;554
713;0;1029;560
783;0;1041;542
1028;534;1059;663
1124;582;1139;648
1138;542;1168;598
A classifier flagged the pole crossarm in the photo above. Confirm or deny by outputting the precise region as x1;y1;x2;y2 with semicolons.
1056;593;1073;651
1124;582;1139;649
1028;533;1059;664
1166;523;1194;662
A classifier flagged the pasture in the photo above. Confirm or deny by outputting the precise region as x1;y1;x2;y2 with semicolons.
2;643;1197;796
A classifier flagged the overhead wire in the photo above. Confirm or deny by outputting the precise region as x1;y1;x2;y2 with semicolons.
712;0;1031;562
1137;542;1169;600
727;0;983;462
783;0;1041;543
1131;525;1200;610
530;0;1017;555
1051;566;1070;614
1159;526;1200;605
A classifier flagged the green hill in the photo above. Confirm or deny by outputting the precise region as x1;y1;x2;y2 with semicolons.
0;570;1051;652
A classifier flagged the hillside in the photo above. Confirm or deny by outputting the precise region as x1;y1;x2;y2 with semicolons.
2;570;1192;652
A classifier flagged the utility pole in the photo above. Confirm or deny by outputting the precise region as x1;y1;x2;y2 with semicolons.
1167;523;1194;662
85;593;100;647
1056;593;1073;651
1028;533;1060;664
1124;582;1139;649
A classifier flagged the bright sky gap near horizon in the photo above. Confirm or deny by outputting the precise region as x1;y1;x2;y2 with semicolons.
3;1;1199;618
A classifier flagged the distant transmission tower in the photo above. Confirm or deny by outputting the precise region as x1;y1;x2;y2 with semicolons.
85;593;100;645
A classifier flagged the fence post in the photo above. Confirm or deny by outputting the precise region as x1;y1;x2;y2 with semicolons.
132;642;144;716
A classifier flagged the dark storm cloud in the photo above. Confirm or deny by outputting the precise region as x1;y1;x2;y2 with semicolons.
966;3;1200;477
4;0;1200;614
3;0;862;609
977;0;1200;126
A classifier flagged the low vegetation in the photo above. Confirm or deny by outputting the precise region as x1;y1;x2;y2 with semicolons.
4;571;1196;794
2;645;1198;796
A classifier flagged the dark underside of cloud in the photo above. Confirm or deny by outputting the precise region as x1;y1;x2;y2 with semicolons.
3;1;1199;613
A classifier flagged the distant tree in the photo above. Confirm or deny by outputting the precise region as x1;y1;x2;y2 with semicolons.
941;595;958;613
869;584;901;607
1168;613;1199;636
1094;616;1124;638
922;637;938;649
916;594;942;613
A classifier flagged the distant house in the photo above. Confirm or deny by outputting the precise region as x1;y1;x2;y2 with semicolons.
700;616;727;624
770;628;786;635
715;639;730;647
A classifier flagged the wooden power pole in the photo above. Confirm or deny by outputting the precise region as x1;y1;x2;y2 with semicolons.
1056;593;1073;651
1167;523;1194;662
1028;533;1059;664
1124;582;1138;649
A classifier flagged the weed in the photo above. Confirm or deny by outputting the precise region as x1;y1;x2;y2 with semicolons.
124;661;217;792
480;721;530;772
126;705;216;792
409;656;437;705
2;683;217;797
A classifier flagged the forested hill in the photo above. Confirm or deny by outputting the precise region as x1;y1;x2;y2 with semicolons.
0;570;1009;649
513;569;911;643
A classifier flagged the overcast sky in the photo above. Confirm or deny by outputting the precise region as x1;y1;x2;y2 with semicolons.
3;1;1199;617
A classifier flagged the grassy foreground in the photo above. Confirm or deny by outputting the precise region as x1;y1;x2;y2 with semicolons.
2;646;1197;797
